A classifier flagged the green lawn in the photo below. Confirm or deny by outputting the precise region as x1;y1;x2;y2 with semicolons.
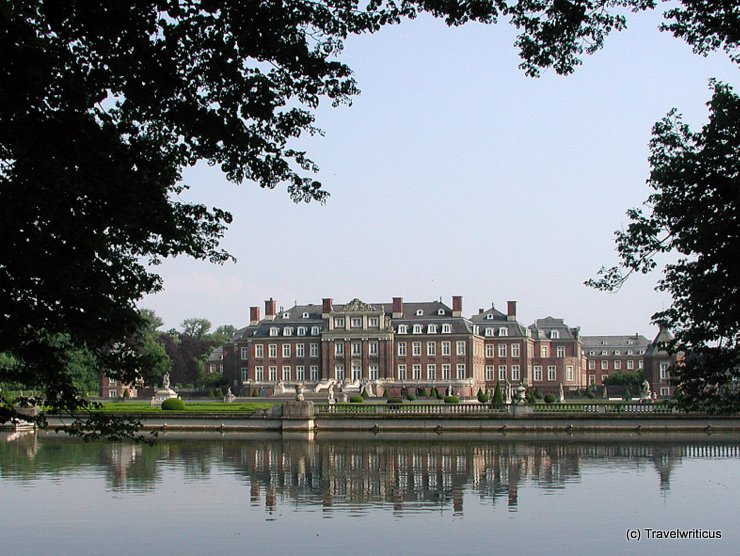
96;401;276;414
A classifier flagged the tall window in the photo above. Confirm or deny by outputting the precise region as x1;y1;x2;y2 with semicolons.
369;341;378;356
533;366;542;381
547;366;556;381
614;360;622;370
540;346;548;358
310;343;319;358
282;366;291;381
351;317;362;329
565;366;573;381
412;364;421;380
485;365;495;381
427;364;437;380
442;364;451;380
335;342;344;356
334;318;345;328
427;341;436;356
398;342;407;357
498;344;507;358
412;342;421;356
456;341;466;356
352;342;361;356
255;344;264;358
511;344;520;358
498;365;507;382
397;364;407;380
660;362;670;380
241;368;247;382
296;344;304;357
485;344;494;358
588;360;595;370
626;359;634;370
296;365;305;381
352;364;361;381
601;360;608;370
282;344;291;358
240;347;248;360
556;346;565;358
269;344;277;358
269;366;277;381
369;364;378;380
255;366;264;381
511;365;521;381
310;365;318;381
442;342;451;356
456;364;466;379
335;364;345;380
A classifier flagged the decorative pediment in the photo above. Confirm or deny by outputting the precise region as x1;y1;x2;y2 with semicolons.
340;298;377;313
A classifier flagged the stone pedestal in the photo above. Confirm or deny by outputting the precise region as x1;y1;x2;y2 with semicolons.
281;401;316;440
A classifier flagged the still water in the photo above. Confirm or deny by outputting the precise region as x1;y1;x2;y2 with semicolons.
1;431;738;555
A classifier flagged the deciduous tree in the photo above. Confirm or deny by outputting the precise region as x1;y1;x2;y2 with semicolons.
588;81;739;413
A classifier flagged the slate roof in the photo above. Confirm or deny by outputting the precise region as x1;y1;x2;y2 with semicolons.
529;317;580;340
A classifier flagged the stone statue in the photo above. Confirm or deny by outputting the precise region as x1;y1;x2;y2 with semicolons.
274;380;286;395
360;378;375;398
558;383;565;403
223;387;236;403
640;380;651;402
162;372;170;389
295;382;305;402
327;382;335;402
503;381;512;404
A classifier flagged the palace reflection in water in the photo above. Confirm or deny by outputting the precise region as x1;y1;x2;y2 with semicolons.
2;432;738;516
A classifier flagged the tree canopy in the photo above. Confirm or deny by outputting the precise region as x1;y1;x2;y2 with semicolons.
588;81;739;413
1;1;738;434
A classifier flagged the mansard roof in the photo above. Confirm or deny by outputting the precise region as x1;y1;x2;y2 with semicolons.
530;317;580;340
470;307;528;337
582;334;650;350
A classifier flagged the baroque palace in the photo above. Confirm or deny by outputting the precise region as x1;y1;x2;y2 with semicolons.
216;296;675;399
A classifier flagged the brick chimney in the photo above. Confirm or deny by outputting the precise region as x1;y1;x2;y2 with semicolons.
479;308;484;314
322;298;333;318
264;298;276;321
452;296;462;317
249;306;260;325
392;297;403;318
507;301;517;321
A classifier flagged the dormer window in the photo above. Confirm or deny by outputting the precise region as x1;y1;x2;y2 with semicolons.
413;324;422;334
297;327;306;336
284;327;293;336
283;312;290;319
416;309;424;316
614;350;620;355
442;324;451;334
269;327;278;337
601;350;608;356
437;309;445;316
486;314;494;320
550;330;559;339
499;327;508;337
589;350;596;356
428;324;437;334
302;312;309;319
398;324;407;334
626;349;633;355
311;326;320;336
485;328;494;337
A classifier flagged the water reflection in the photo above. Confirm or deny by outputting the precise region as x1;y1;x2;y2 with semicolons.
2;431;738;515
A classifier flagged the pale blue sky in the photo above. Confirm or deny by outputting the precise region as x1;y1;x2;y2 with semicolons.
142;8;738;337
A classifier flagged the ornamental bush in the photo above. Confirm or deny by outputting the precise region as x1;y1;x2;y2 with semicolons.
444;395;460;404
534;388;543;400
387;397;403;404
406;393;416;401
544;393;556;404
492;382;504;405
477;388;489;403
161;398;185;411
349;395;364;403
418;388;428;398
360;389;369;399
430;387;439;399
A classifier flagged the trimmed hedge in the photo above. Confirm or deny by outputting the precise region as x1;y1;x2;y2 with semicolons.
444;395;460;404
349;395;364;403
406;393;416;401
161;398;185;411
544;393;556;404
387;397;403;404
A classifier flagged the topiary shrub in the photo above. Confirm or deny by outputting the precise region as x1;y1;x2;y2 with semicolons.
444;395;460;404
387;397;403;404
383;390;389;398
534;388;543;400
406;393;416;401
544;393;556;404
492;382;504;405
574;388;582;398
252;390;259;397
477;388;489;403
430;387;439;399
586;387;595;399
418;388;428;398
349;395;364;403
360;389;369;399
161;398;185;411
